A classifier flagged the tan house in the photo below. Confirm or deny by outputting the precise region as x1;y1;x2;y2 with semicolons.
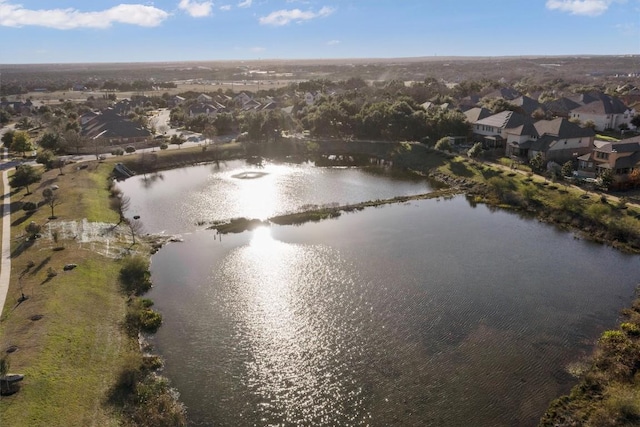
577;136;640;186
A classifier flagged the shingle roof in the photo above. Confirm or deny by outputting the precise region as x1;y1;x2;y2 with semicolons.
512;95;544;115
475;110;527;129
570;94;629;115
482;87;521;101
544;97;582;116
533;118;595;139
463;107;491;123
506;121;538;137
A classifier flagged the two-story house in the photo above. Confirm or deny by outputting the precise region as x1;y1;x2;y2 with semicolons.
569;93;635;131
472;110;528;148
577;136;640;185
505;117;594;164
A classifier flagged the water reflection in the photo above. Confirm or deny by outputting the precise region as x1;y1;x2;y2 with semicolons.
218;228;370;425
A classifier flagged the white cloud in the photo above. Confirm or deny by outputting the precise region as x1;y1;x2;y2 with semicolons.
220;5;232;11
178;0;213;17
327;39;340;45
259;6;335;26
251;46;266;52
0;1;169;29
238;0;252;8
545;0;619;16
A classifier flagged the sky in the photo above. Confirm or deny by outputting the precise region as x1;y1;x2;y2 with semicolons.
0;0;639;64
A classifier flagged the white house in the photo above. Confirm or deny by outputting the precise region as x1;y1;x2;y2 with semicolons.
570;94;635;131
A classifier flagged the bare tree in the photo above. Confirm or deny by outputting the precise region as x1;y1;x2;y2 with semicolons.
126;217;144;245
110;194;130;225
42;188;62;219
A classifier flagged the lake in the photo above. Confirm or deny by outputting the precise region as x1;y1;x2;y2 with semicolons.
119;160;640;426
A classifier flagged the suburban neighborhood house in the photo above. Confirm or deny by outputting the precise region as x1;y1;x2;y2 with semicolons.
569;93;636;131
471;110;528;148
505;118;595;164
578;136;640;186
81;108;151;144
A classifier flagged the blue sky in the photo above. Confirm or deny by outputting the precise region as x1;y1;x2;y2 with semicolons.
1;0;638;64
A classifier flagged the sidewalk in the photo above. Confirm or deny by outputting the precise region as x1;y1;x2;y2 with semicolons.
0;153;11;317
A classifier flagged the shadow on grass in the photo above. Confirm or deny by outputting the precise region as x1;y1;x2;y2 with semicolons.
449;160;474;178
11;211;35;227
481;168;504;180
10;239;34;258
31;255;51;276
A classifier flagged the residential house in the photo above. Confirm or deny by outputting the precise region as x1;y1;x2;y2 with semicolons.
543;97;582;119
188;102;225;118
463;107;492;125
511;95;546;117
168;95;186;109
0;100;33;115
472;110;528;148
81;108;151;144
569;93;635;131
79;111;99;126
505;117;595;164
482;87;521;101
577;136;640;186
233;92;253;107
197;93;213;104
304;91;322;105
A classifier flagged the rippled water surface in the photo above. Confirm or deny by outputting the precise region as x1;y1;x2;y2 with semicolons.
117;160;433;234
121;162;640;426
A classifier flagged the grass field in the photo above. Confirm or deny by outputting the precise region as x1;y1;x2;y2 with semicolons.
0;160;139;427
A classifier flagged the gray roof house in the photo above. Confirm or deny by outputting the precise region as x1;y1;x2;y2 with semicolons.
577;136;640;187
472;110;529;148
505;117;595;163
569;93;635;131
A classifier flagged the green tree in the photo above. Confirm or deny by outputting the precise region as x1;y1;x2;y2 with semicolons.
61;130;86;154
39;132;61;151
599;168;614;189
1;129;14;148
36;150;55;170
529;152;545;173
10;131;32;156
0;110;10;125
561;161;573;178
467;142;483;159
170;134;185;149
434;137;452;152
10;164;41;194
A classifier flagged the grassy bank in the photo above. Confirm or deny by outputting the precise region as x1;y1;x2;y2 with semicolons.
0;159;181;426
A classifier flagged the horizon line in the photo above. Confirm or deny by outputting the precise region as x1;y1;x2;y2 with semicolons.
2;53;639;67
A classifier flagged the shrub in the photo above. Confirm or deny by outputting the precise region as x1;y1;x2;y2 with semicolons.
119;256;152;295
621;322;640;336
22;201;37;211
112;148;125;156
25;221;41;239
139;309;162;332
159;143;168;150
125;146;136;154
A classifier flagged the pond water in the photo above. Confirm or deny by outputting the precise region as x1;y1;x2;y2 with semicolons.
119;161;640;426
